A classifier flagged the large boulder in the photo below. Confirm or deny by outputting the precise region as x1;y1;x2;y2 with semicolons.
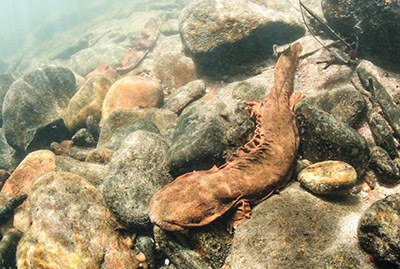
179;0;305;77
2;66;76;152
0;128;19;170
223;183;375;268
0;73;17;126
16;172;136;268
168;98;253;176
321;0;400;67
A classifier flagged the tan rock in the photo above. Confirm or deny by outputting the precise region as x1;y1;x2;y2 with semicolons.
85;148;115;164
17;172;136;269
101;76;163;122
298;160;358;195
1;150;56;200
154;35;197;88
64;76;112;131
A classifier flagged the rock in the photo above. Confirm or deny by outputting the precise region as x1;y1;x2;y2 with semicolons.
322;0;400;67
49;140;73;156
368;146;400;184
101;75;164;122
0;229;23;268
135;236;156;269
1;150;56;200
67;146;93;161
55;156;108;188
179;0;305;77
86;114;101;138
2;65;76;152
358;193;400;268
103;131;172;226
64;76;112;131
71;128;96;147
0;129;19;170
154;35;197;88
164;79;206;114
160;19;180;36
168;98;253;176
232;81;267;101
98;108;177;150
357;63;400;139
85;148;114;164
298;160;358;195
224;183;374;269
300;86;367;128
65;44;128;77
296;103;369;175
0;73;17;126
367;112;398;158
16;172;136;268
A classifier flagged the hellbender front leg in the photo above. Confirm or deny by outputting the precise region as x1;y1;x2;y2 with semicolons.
227;200;252;234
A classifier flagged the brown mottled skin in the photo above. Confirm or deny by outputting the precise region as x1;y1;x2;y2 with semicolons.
149;43;303;231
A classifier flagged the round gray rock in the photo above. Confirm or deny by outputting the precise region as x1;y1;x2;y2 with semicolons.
2;65;76;152
103;130;172;226
358;193;400;268
0;73;17;127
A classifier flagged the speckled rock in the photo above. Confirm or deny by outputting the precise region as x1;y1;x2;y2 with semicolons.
1;150;56;200
71;128;96;147
223;183;375;269
369;146;400;184
298;160;358;195
103;131;172;226
232;81;267;101
86;114;101;138
98;108;177;150
64;76;112;131
85;148;114;164
160;19;179;36
154;35;197;89
55;156;108;188
322;0;400;67
101;76;164;122
2;65;76;152
296;103;369;175
16;172;136;268
367;112;398;158
358;193;400;268
300;86;367;128
164;79;206;114
0;128;19;170
168;98;253;176
0;73;17;126
179;0;305;77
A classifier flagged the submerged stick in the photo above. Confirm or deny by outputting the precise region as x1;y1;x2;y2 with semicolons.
0;194;28;224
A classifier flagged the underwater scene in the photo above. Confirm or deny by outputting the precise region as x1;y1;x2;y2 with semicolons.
0;0;400;268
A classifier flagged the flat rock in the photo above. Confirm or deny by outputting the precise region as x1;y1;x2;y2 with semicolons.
164;79;206;114
98;108;177;150
101;75;164;122
300;86;367;128
179;0;305;77
298;160;358;195
2;65;76;152
168;98;253;176
296;103;369;176
223;183;374;269
103;131;172;226
358;193;400;268
64;76;112;131
16;172;136;268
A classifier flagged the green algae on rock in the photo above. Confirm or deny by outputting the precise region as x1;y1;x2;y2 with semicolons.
298;160;358;195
